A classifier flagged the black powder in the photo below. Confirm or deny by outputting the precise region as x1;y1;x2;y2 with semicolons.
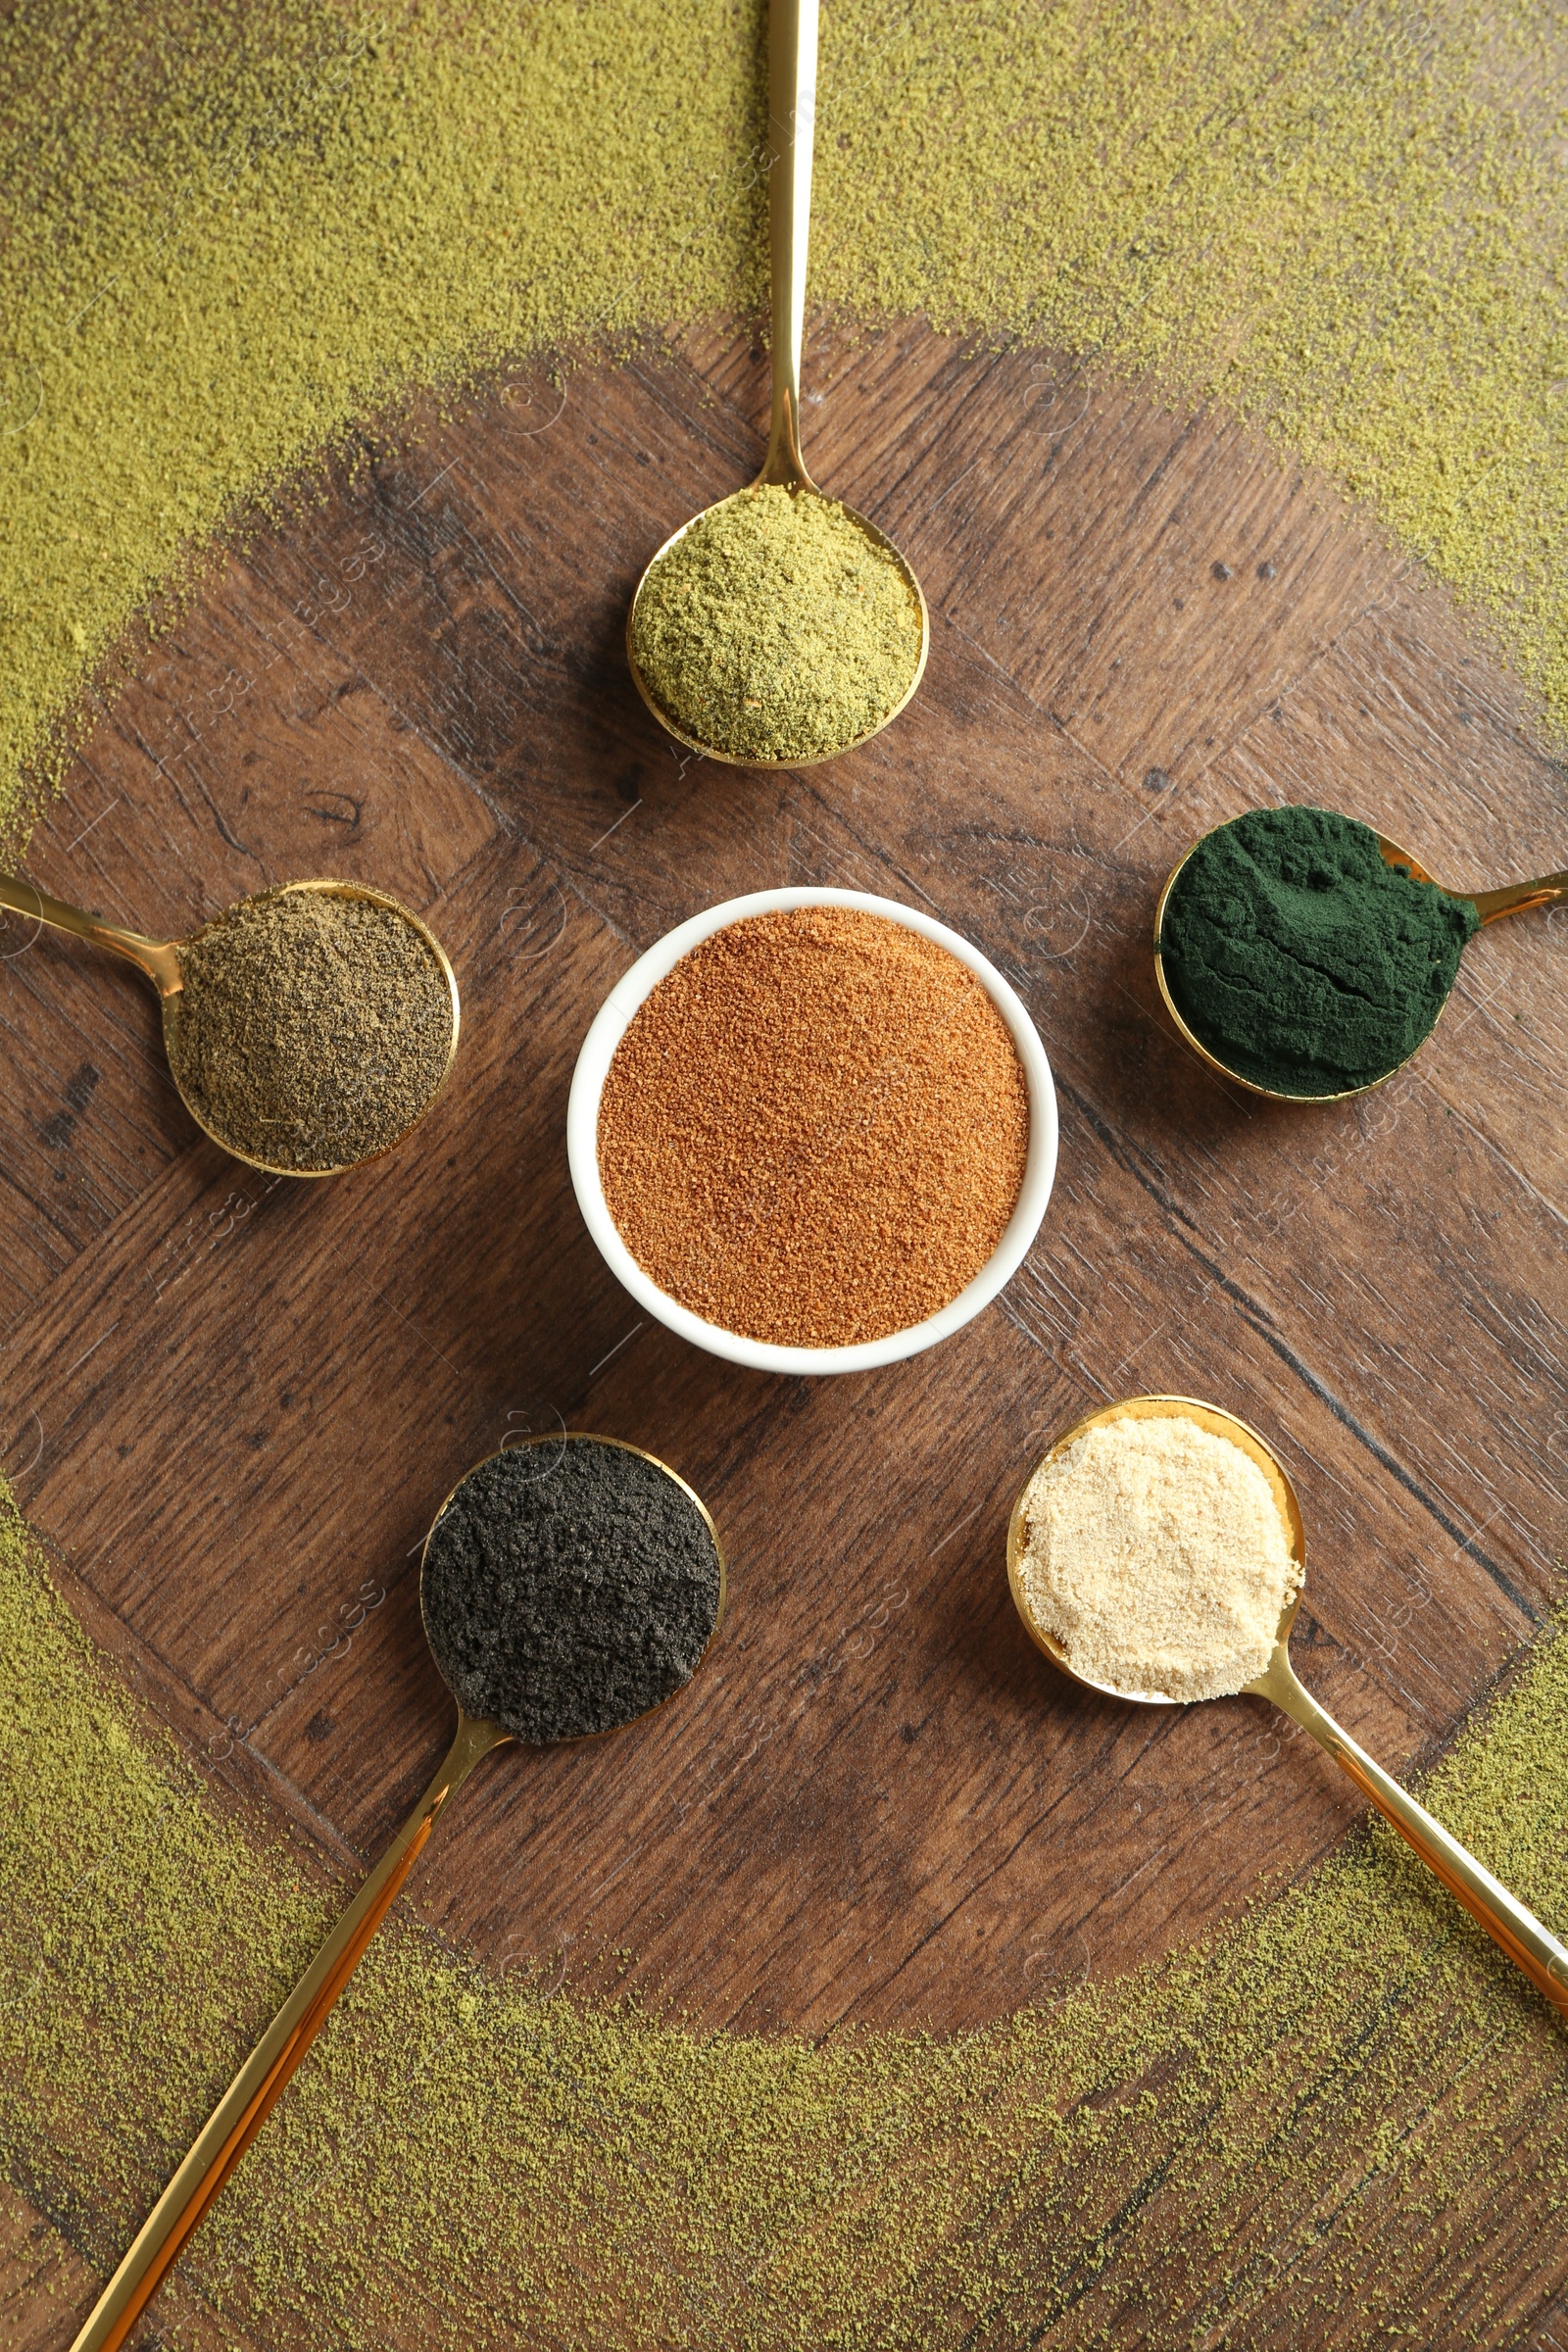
420;1438;722;1742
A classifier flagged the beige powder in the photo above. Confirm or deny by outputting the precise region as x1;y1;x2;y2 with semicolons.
1017;1414;1301;1702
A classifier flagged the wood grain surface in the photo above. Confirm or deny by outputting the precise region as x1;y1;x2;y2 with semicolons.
3;318;1566;2335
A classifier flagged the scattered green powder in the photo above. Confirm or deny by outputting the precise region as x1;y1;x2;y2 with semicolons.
4;0;1568;840
1160;806;1482;1097
5;1;1568;2336
3;1485;1564;2346
167;887;455;1171
629;486;923;761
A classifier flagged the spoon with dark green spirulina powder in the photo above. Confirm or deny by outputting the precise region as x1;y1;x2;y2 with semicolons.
71;1434;724;2352
0;871;460;1174
1153;805;1568;1102
625;0;928;766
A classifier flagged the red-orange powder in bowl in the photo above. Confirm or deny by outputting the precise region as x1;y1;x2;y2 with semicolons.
595;906;1030;1349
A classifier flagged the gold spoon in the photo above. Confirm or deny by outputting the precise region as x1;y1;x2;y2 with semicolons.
624;0;929;766
1153;819;1567;1102
0;871;460;1175
69;1432;725;2352
1007;1394;1568;2019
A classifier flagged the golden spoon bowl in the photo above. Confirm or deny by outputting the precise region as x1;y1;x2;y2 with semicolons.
0;871;461;1177
1152;816;1568;1103
418;1431;727;1743
626;487;929;771
1007;1392;1568;2016
70;1432;724;2352
1005;1393;1304;1704
625;0;929;769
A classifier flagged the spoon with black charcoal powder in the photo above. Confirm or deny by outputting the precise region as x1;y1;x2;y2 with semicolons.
71;1433;725;2352
1007;1395;1568;2019
0;871;460;1175
624;0;929;766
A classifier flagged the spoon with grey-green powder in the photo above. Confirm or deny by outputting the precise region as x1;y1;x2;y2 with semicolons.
626;0;928;765
0;871;460;1173
68;1433;725;2352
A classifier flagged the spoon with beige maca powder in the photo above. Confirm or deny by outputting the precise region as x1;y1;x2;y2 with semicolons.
0;872;459;1175
625;0;928;765
1006;1395;1568;2018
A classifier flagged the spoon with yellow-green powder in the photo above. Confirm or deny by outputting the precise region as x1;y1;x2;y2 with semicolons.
1007;1394;1568;2019
625;0;928;766
0;872;460;1174
1153;805;1567;1102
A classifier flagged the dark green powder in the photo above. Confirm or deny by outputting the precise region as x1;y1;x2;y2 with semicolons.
1159;806;1481;1097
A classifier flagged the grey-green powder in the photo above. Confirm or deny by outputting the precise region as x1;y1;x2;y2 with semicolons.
168;886;455;1172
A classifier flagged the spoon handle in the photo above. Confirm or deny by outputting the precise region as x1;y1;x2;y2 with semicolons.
0;871;182;994
1262;1654;1568;2017
69;1712;509;2352
761;0;817;488
1467;870;1568;925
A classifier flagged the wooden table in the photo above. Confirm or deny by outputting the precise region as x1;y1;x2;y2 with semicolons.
4;320;1565;2337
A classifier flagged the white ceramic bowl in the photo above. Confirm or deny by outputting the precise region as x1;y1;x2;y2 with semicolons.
566;887;1058;1376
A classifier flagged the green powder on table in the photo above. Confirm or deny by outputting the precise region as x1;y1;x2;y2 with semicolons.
6;0;1568;836
0;0;770;845
629;484;923;762
3;1482;1567;2346
167;886;455;1171
1159;805;1481;1097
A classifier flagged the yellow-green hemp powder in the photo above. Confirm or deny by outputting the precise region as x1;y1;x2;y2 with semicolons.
630;485;923;762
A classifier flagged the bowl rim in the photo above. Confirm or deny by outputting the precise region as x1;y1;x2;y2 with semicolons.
565;885;1059;1375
